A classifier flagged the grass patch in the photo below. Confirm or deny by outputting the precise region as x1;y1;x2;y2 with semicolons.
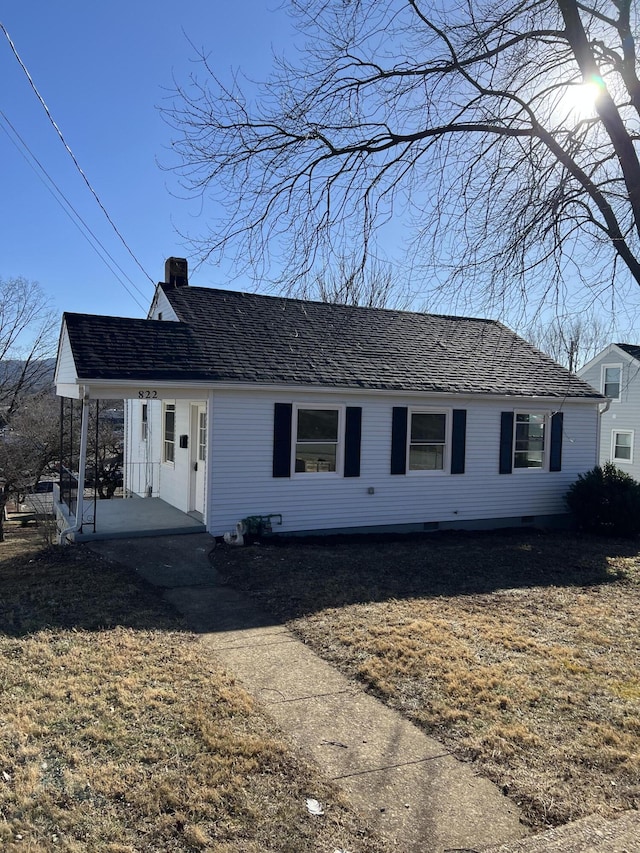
0;525;383;852
215;529;640;829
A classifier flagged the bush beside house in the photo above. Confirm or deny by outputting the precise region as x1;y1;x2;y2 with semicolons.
566;462;640;536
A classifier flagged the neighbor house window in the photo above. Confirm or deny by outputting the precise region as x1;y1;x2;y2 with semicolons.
408;410;448;471
163;403;176;463
602;365;622;400
612;430;633;463
141;403;148;441
514;413;546;469
294;406;341;473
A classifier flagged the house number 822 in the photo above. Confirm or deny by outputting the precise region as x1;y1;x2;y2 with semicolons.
138;390;158;399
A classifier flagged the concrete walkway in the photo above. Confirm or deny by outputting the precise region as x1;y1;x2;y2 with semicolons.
88;534;639;853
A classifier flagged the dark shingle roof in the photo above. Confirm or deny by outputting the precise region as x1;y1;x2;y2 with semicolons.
63;314;210;381
62;287;603;399
615;343;640;361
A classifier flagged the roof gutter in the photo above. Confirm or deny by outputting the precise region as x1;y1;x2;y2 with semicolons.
60;378;604;405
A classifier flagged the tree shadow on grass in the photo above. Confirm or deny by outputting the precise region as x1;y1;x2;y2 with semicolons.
213;527;640;623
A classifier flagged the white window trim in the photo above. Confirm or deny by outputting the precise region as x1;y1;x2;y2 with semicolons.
601;363;623;402
611;429;634;464
292;403;344;477
407;407;451;475
163;401;176;466
512;411;549;473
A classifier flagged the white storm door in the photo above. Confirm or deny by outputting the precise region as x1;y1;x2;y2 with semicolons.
189;403;207;516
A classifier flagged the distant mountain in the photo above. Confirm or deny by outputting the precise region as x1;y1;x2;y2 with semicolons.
0;358;56;394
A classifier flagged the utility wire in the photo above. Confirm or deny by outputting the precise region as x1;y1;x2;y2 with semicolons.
0;21;156;291
0;111;148;311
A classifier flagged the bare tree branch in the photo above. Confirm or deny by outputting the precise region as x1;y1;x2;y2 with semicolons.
163;0;640;316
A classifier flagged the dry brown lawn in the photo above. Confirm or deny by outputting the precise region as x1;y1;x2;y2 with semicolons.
215;528;640;830
0;524;384;853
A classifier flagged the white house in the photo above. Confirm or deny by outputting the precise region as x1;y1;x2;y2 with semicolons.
578;343;640;479
54;259;604;541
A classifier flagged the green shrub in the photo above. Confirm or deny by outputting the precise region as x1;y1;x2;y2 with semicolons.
566;462;640;536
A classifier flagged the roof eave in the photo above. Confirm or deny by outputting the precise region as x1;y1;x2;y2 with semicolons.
56;375;605;403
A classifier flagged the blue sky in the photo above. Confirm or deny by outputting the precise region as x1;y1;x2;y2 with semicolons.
1;1;639;346
0;1;291;320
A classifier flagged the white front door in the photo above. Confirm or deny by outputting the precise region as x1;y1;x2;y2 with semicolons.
189;403;207;518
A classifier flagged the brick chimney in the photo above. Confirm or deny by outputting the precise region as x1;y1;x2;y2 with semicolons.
165;257;188;288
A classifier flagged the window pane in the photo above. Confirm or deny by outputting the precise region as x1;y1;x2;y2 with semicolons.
295;443;337;472
604;367;621;398
164;404;176;463
165;406;175;441
514;451;544;468
514;413;545;469
141;403;148;441
411;413;446;443
198;412;207;462
297;409;339;442
409;444;444;470
614;433;632;460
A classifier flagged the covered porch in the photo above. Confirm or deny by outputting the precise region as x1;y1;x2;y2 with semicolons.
54;307;219;544
54;388;210;543
54;486;205;542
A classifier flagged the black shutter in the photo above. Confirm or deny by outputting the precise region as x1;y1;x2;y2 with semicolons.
549;411;563;472
344;407;362;477
499;411;514;474
391;407;408;475
451;409;467;474
273;403;292;478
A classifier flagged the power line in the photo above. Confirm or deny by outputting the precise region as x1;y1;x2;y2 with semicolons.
0;21;156;292
0;111;148;311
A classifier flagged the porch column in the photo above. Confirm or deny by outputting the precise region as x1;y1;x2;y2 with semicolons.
59;394;90;543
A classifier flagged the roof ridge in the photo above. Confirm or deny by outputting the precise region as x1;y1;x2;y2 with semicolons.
162;283;501;326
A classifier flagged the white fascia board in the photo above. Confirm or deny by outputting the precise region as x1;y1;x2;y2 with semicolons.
54;375;604;404
578;343;631;376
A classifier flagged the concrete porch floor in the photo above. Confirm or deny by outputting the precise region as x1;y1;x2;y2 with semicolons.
66;497;205;542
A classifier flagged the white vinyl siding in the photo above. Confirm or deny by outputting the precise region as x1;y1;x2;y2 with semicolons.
579;347;640;480
54;326;79;388
148;288;179;321
205;390;599;536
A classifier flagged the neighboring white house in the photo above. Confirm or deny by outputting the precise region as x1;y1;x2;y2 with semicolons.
54;259;604;541
578;343;640;480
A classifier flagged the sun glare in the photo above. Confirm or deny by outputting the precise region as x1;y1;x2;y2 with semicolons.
564;77;605;119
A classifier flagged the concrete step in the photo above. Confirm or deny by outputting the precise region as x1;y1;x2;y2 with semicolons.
482;810;640;853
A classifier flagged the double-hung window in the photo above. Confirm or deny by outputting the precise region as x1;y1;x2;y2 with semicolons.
294;406;341;473
602;365;622;400
163;402;176;464
141;403;148;441
408;410;448;471
612;430;633;463
513;413;546;469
